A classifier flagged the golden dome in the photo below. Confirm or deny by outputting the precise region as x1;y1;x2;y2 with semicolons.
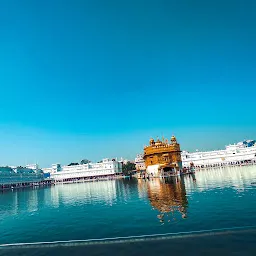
155;138;162;146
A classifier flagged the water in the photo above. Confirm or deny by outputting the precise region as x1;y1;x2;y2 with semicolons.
0;166;256;255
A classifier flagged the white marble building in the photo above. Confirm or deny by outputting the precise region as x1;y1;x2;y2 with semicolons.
43;158;123;181
182;140;256;167
134;154;146;171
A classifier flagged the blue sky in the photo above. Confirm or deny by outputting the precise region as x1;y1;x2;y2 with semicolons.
0;0;255;167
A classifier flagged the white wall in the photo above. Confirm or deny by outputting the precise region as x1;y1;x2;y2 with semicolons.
50;160;122;181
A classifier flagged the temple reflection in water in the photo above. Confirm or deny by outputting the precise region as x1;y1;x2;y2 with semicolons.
139;177;188;223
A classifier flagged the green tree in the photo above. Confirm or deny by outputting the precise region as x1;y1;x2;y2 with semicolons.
80;159;91;165
68;162;79;166
122;161;136;176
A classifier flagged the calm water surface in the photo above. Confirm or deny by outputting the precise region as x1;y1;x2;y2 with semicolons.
0;166;256;255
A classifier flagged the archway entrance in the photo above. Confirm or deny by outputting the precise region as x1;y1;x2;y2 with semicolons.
163;167;175;173
163;167;171;172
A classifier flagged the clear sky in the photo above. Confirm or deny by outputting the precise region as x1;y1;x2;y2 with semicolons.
0;0;255;167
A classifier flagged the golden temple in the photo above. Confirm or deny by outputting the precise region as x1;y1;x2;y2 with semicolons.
143;135;182;176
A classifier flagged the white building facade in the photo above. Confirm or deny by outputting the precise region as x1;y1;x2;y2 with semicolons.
182;140;256;167
135;154;146;171
43;159;123;181
26;164;39;171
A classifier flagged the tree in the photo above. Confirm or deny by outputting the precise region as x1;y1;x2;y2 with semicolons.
68;162;79;166
80;159;91;165
122;161;136;176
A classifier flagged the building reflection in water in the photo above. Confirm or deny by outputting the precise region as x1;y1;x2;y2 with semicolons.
140;177;188;223
184;165;256;192
44;180;117;207
0;180;117;218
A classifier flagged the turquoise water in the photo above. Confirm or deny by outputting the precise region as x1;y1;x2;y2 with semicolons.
0;166;256;255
